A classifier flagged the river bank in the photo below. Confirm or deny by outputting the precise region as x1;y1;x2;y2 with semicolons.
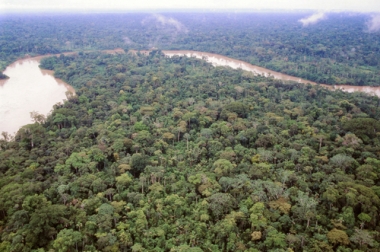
158;50;380;97
2;48;379;135
0;58;75;135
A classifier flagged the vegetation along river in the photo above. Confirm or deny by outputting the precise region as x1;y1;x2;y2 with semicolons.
1;49;380;135
0;58;75;135
160;50;380;97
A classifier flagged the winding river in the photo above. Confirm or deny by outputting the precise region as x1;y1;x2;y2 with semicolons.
1;48;379;136
159;50;380;97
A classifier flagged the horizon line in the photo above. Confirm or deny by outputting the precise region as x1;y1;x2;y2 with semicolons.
1;8;379;14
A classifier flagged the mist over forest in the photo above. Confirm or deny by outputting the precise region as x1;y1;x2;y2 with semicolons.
1;12;380;85
1;11;380;252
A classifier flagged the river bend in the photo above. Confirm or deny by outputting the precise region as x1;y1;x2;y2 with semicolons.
2;49;379;136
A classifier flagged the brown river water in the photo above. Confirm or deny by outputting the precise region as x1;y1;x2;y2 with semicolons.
0;58;75;135
1;49;379;136
159;50;380;97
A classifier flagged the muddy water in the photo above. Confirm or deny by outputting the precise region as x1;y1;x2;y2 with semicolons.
332;85;380;97
159;50;380;97
2;49;379;136
0;58;74;135
0;49;128;136
163;50;316;84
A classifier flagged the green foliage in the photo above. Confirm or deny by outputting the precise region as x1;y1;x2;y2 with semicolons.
53;229;82;252
222;102;249;118
134;121;149;131
1;46;380;251
213;158;234;176
327;228;350;246
208;193;236;219
343;118;380;143
131;153;147;176
350;229;374;248
2;13;380;86
249;202;267;230
264;226;287;249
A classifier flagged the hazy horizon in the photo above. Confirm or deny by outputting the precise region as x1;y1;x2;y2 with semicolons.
1;0;380;13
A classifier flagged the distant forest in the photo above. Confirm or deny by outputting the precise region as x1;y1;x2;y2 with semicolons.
1;50;380;251
1;12;380;85
1;12;380;252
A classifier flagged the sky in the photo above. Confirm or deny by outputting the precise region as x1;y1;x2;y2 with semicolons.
1;0;380;13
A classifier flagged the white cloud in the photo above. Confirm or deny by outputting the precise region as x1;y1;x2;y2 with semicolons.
1;0;380;12
154;14;188;32
299;12;326;26
367;14;380;32
142;14;188;33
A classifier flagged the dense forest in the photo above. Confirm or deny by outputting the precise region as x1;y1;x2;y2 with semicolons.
1;12;380;85
1;50;380;251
